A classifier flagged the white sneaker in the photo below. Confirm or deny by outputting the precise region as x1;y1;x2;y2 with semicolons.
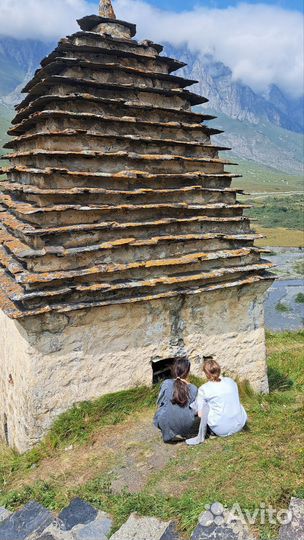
169;434;186;443
186;436;205;446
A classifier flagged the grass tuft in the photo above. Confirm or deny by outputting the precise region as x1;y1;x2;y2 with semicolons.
246;194;304;231
45;385;159;449
293;260;304;276
275;302;290;313
267;367;294;392
295;292;304;303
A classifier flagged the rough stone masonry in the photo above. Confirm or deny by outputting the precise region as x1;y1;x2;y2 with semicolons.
0;0;273;452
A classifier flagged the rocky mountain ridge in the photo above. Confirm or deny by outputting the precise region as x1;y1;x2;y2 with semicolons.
169;46;303;134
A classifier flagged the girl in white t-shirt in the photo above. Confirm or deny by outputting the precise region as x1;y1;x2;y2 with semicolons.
186;359;247;446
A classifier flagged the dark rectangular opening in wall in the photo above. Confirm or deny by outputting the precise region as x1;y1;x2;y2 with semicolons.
152;358;175;384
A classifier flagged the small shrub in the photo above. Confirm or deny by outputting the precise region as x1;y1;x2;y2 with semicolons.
275;302;290;313
295;292;304;303
294;260;304;276
268;367;294;392
1;481;58;511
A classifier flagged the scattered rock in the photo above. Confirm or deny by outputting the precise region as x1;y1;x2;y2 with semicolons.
58;499;98;531
279;497;304;540
0;508;12;522
0;501;52;540
109;513;180;540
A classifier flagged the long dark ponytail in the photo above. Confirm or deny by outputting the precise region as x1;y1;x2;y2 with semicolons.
171;357;191;407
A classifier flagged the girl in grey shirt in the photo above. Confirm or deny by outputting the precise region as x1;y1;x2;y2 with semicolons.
153;357;198;443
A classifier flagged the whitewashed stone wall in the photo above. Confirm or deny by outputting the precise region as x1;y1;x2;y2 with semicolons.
0;282;269;452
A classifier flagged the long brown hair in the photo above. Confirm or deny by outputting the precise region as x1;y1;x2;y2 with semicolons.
203;359;221;382
171;357;191;407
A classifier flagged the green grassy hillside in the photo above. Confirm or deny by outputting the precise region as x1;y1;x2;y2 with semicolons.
230;157;303;193
207;110;304;175
245;194;304;230
0;102;12;152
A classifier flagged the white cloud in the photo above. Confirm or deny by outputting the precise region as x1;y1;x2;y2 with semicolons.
0;0;88;41
115;0;304;97
0;0;302;97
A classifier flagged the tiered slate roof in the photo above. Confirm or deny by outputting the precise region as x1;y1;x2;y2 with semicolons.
0;1;272;318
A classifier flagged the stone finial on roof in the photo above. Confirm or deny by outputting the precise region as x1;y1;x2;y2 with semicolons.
99;0;116;19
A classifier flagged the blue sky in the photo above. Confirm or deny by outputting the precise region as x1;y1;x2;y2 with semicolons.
89;0;303;12
153;0;303;9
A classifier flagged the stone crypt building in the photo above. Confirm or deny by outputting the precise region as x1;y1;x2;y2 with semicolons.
0;0;273;451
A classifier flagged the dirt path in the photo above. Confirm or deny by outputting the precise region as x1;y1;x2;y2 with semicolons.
11;409;184;496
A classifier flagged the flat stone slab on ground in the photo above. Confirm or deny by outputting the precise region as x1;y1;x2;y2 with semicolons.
191;523;246;540
34;536;56;540
191;504;254;540
279;497;304;540
71;511;113;540
0;501;53;540
32;521;73;540
0;508;12;522
34;535;70;540
109;513;180;540
58;499;98;531
41;508;112;540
